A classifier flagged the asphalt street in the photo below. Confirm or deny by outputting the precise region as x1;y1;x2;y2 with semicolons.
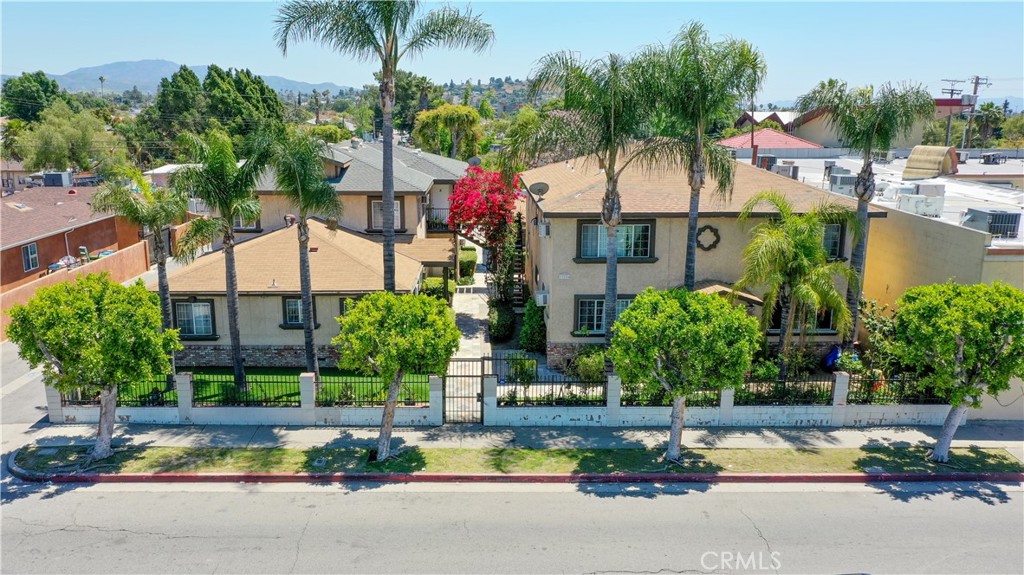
2;481;1023;574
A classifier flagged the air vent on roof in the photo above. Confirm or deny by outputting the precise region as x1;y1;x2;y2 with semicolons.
67;189;77;195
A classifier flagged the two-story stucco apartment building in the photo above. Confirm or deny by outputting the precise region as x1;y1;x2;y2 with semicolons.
154;140;466;367
519;158;885;369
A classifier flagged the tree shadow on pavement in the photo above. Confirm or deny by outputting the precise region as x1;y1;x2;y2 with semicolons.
692;426;843;449
573;442;722;499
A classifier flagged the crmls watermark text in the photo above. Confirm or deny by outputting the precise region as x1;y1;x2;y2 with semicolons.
700;551;782;571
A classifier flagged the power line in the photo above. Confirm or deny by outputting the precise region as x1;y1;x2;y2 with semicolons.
963;75;992;148
940;79;964;147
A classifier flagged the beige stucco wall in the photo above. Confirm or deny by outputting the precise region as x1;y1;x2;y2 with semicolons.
536;210;852;348
178;294;348;348
792;116;926;149
973;377;1024;421
980;253;1024;288
257;193;425;237
863;206;993;308
429;183;453;210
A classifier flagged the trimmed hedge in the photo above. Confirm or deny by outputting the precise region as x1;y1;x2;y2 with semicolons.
489;303;515;342
459;249;478;278
519;299;547;353
421;277;455;300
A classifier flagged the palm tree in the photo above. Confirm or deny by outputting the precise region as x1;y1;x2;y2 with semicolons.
98;75;106;95
796;80;933;343
503;51;684;345
173;129;274;387
92;166;188;385
734;190;860;379
269;130;342;379
975;101;1005;146
275;0;494;293
645;22;766;292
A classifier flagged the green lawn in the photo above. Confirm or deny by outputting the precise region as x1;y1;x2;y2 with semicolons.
16;445;1023;476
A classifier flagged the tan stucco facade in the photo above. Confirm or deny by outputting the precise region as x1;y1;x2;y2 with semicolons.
863;206;1023;309
791;115;926;149
257;193;423;236
526;196;854;356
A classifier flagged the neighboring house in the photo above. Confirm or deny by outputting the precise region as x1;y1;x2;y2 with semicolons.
734;111;801;130
1;159;32;193
717;128;823;150
160;219;451;367
519;159;885;368
1;187;142;291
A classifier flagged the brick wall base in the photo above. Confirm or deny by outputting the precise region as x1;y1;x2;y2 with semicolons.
176;345;341;369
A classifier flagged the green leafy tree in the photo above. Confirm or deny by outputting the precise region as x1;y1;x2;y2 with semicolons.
333;292;460;460
610;288;760;461
797;79;934;341
92;167;188;345
734;190;859;379
888;282;1024;462
7;274;181;460
478;96;495;120
149;65;208;140
269;129;343;378
172;129;273;386
276;0;494;293
1;118;27;161
1;71;65;122
462;82;473;106
519;299;547;353
504;51;684;344
22;100;127;173
752;118;784;133
646;22;766;292
412;104;483;159
1001;113;1024;141
307;124;350;143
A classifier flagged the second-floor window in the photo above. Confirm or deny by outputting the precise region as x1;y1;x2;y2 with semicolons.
233;214;259;231
823;223;844;260
371;200;401;230
22;243;38;272
578;221;652;259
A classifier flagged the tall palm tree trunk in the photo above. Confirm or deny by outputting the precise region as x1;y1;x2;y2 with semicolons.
223;230;246;388
297;219;320;379
153;230;176;390
684;153;705;291
846;159;874;345
776;291;795;380
380;74;397;293
601;177;622;347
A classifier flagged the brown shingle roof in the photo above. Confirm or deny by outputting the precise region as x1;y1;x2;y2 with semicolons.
162;221;423;295
1;187;114;249
349;231;456;267
521;158;885;218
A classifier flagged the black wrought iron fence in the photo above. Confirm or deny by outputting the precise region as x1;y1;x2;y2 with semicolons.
191;374;301;408
60;378;177;407
497;377;606;407
734;376;835;406
621;385;721;408
316;374;430;407
847;374;945;405
427;207;454;232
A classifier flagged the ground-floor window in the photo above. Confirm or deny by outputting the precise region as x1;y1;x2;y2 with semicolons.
174;300;215;337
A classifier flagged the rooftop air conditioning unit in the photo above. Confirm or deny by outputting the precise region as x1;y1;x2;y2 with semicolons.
535;291;550;307
759;154;778;171
898;194;944;217
962;208;1021;238
829;174;857;196
537;221;551;238
727;149;737;160
957;151;970;164
772;164;800;180
914;183;946;198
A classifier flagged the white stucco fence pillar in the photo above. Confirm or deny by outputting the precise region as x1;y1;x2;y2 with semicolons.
831;371;850;427
44;385;64;424
605;375;622;427
482;375;498;426
719;388;735;426
175;372;193;425
428;375;443;426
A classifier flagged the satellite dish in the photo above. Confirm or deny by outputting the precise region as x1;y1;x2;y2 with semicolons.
468;156;482;167
528;182;549;196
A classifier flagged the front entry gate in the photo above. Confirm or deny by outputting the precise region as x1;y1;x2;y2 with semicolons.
444;358;484;423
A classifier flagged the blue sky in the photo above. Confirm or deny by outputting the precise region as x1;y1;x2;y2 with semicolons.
3;1;1023;102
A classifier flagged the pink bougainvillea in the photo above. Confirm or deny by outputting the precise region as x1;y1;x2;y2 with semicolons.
448;166;522;248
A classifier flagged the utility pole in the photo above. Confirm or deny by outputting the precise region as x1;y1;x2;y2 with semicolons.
964;75;991;149
940;79;963;147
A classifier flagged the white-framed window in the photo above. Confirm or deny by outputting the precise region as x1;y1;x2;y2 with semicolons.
575;297;633;334
823;224;843;260
174;301;214;337
284;298;303;325
232;214;259;231
371;200;401;230
579;223;652;259
21;243;38;272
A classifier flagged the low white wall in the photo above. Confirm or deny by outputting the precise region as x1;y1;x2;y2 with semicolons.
619;407;720;427
61;406;180;425
314;405;438;426
731;406;834;427
487;406;609;427
972;378;1024;421
842;404;952;427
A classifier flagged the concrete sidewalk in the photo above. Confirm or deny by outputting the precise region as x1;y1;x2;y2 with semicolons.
10;421;1024;461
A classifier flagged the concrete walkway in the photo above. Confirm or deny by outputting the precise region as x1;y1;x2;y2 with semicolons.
452;270;490;358
11;421;1024;460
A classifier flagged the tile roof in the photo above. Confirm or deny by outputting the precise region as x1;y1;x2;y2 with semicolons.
1;158;27;172
1;187;114;249
717;129;823;150
161;221;424;295
520;157;886;219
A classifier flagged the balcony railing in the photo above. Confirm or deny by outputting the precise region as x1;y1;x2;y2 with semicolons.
426;207;455;232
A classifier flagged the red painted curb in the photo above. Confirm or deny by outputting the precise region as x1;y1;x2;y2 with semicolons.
8;451;1023;485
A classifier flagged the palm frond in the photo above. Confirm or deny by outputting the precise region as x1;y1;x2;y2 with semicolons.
400;5;494;60
174;216;225;264
275;0;384;61
738;189;792;222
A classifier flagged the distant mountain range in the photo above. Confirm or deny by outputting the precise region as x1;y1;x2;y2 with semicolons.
764;96;1024;113
2;59;350;95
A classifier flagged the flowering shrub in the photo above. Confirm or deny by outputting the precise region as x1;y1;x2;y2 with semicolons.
448;166;522;248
